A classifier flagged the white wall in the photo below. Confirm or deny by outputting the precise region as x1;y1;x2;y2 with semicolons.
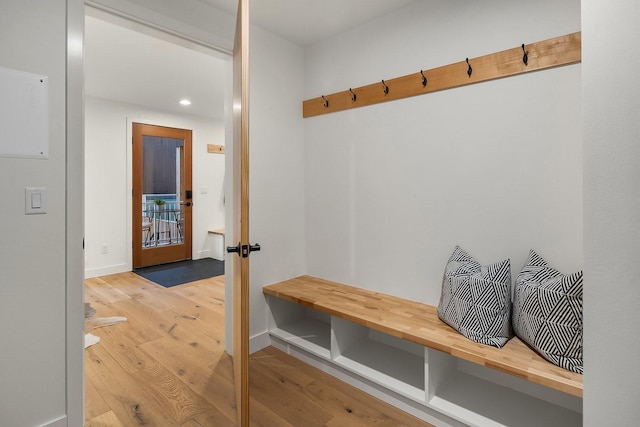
304;0;582;305
245;24;307;347
85;96;226;277
582;0;640;425
223;23;307;354
0;0;83;426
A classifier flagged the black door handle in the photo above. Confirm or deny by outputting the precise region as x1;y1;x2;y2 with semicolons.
227;242;261;258
181;202;192;207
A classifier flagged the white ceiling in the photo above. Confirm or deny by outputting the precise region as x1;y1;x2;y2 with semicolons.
200;0;417;47
85;1;417;119
85;15;227;119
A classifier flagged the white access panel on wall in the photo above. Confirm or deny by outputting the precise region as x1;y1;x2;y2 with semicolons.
0;66;49;159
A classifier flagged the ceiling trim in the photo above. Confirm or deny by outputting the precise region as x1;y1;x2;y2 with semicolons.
85;1;232;57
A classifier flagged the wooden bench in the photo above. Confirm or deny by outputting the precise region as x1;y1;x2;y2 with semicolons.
264;275;582;395
264;275;583;425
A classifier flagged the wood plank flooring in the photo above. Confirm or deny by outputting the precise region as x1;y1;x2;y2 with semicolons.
85;272;431;426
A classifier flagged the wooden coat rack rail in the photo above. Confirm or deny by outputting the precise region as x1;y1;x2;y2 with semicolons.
302;31;581;118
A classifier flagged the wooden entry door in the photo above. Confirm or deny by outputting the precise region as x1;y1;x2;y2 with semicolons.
132;123;193;268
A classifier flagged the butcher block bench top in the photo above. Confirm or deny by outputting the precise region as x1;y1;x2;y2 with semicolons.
263;275;583;398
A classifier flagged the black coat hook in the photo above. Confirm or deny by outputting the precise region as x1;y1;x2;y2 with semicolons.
420;70;428;87
382;80;389;95
349;88;357;102
522;44;528;66
322;95;329;108
466;58;472;77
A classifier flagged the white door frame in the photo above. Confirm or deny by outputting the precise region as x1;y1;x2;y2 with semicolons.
66;0;86;425
69;2;235;424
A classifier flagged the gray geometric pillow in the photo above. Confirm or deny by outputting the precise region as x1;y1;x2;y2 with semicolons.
437;246;512;348
512;250;583;374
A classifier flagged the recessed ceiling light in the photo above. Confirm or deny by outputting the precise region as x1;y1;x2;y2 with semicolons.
179;99;191;106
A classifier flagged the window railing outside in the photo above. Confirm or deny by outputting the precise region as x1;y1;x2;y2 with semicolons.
142;195;184;248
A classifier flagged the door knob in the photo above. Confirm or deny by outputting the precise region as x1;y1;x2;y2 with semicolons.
227;242;261;258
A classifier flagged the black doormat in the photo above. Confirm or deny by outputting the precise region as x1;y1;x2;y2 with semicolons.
134;258;224;288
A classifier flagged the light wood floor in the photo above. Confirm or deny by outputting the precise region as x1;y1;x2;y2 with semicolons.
84;272;431;426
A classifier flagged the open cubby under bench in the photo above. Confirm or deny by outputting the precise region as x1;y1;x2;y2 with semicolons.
263;275;583;427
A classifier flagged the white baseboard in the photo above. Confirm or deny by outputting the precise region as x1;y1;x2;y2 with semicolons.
85;263;129;279
250;330;271;354
194;249;210;260
39;415;66;427
225;331;270;356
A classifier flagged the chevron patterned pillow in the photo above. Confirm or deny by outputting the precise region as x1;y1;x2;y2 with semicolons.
512;250;583;374
437;246;512;348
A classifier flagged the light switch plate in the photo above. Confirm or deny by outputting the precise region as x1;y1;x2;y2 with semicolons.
25;187;47;215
